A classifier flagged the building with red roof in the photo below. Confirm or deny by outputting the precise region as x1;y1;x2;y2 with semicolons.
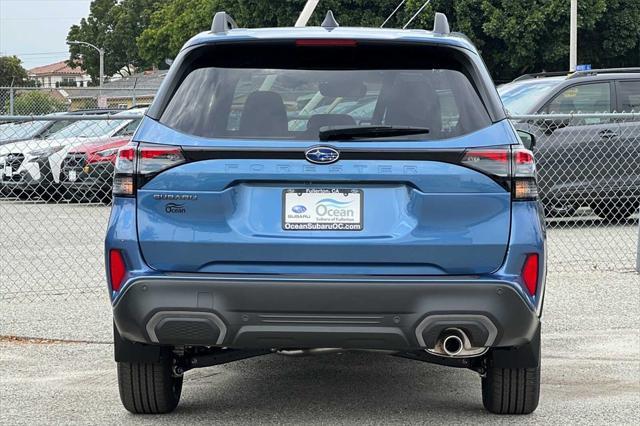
28;60;90;88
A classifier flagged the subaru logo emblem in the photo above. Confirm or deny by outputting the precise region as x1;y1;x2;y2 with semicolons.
291;205;307;213
305;146;340;164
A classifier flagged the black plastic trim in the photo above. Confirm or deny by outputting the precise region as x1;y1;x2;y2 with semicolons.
182;146;465;163
112;276;539;351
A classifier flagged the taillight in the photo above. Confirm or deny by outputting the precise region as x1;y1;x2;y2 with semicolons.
109;249;126;292
461;149;509;177
113;143;185;197
462;146;538;201
138;145;184;175
512;147;538;200
113;145;136;196
522;253;539;296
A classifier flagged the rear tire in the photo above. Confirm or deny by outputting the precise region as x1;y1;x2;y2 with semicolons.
117;359;183;414
543;202;577;218
481;365;540;414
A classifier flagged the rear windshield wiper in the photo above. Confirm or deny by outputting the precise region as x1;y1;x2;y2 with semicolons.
318;125;430;141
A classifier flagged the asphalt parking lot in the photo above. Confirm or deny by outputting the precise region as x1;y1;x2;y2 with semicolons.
1;200;639;424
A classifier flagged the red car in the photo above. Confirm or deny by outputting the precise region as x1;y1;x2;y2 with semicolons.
61;137;131;202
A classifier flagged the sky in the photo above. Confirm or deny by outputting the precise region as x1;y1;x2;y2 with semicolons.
0;0;92;70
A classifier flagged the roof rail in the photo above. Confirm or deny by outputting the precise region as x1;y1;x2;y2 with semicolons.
211;11;237;34
433;12;450;34
513;71;569;82
514;67;640;82
567;67;640;79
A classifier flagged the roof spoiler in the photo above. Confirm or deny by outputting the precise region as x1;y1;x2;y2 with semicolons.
211;11;237;33
433;12;450;34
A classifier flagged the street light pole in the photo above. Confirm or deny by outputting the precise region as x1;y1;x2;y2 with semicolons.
67;40;105;95
569;0;577;71
99;48;104;92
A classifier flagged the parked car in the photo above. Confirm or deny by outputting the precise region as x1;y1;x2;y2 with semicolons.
0;109;124;146
60;136;133;202
106;12;545;415
0;108;143;199
499;69;640;220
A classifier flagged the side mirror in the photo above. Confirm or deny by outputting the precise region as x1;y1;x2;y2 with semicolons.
516;129;536;150
538;118;568;135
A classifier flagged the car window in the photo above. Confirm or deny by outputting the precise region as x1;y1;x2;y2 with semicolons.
546;83;611;115
437;89;460;131
160;43;492;141
0;120;49;142
40;120;71;139
498;80;561;115
49;119;123;139
162;68;490;140
617;80;640;112
114;119;141;136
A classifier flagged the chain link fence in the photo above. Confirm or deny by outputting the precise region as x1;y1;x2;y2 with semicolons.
0;112;638;301
0;86;159;115
512;113;640;272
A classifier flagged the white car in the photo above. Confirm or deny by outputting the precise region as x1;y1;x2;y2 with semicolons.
0;108;144;198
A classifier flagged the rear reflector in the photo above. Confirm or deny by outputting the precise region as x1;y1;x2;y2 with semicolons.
296;39;358;47
522;254;539;296
109;250;126;292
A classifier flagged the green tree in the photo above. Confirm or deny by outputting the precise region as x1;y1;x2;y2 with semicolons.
0;56;33;113
7;91;69;115
78;0;640;82
404;0;638;81
137;0;405;66
0;55;30;86
67;0;163;83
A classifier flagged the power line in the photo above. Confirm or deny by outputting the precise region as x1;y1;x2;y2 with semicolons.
1;17;86;21
0;0;91;2
4;51;69;56
381;0;407;28
403;0;432;29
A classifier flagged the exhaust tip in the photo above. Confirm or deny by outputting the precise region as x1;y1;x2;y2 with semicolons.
442;334;464;356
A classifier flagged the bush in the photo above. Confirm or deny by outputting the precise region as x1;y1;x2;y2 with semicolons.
7;91;69;115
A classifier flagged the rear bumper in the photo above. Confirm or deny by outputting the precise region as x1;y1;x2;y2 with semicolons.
61;162;114;192
113;275;539;351
61;178;109;192
0;173;42;191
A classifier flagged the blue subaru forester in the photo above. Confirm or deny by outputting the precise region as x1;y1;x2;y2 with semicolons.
106;11;545;415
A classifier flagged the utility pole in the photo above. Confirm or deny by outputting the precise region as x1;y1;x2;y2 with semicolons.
569;0;577;71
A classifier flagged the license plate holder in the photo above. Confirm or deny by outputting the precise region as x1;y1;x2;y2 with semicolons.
282;188;363;231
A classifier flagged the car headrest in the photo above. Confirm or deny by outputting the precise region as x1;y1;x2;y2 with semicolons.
306;114;357;136
238;91;288;137
384;79;440;135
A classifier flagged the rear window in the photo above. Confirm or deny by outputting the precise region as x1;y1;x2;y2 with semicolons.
160;43;492;140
